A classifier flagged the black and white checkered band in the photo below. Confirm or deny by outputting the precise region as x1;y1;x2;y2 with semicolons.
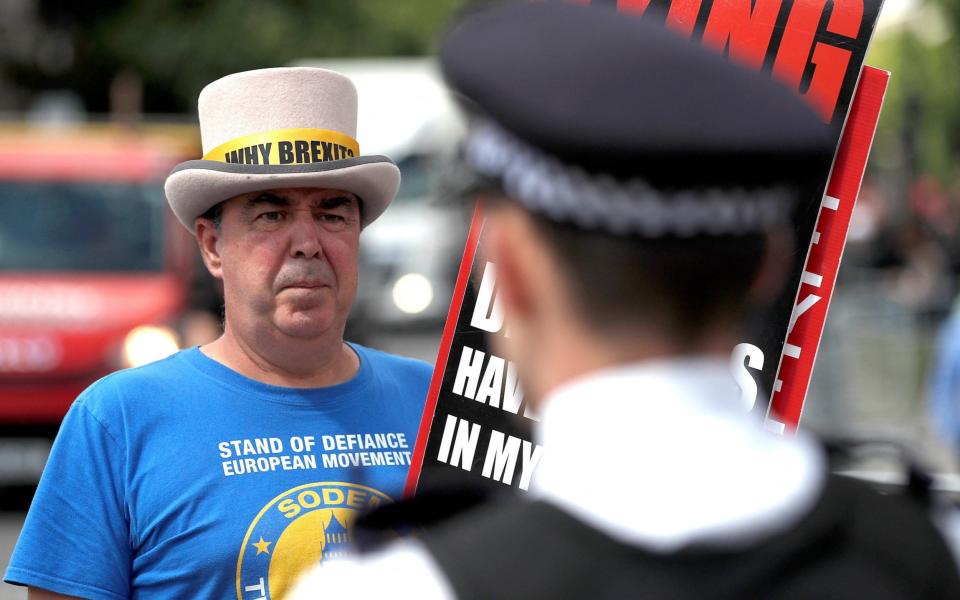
464;122;795;237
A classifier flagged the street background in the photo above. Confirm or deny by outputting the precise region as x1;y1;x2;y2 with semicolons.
2;0;960;598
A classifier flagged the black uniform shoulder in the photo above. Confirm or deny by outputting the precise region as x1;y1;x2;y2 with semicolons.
823;474;960;596
352;485;509;552
358;476;960;600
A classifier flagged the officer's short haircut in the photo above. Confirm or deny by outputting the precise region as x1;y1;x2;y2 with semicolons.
485;194;771;344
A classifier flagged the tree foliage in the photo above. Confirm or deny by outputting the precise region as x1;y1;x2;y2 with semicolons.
22;0;461;113
866;0;960;185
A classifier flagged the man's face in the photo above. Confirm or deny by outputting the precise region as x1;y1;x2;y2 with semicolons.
204;187;361;341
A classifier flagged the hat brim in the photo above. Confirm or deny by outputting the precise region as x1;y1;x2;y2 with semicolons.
164;155;400;231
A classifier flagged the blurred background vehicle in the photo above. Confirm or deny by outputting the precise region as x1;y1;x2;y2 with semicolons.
0;120;203;488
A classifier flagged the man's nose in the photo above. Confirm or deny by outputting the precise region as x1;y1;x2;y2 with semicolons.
288;210;324;259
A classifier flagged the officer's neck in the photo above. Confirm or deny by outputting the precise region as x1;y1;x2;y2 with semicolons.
524;320;737;411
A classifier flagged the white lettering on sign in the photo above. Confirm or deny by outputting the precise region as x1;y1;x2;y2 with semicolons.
783;285;824;362
436;416;481;471
452;345;526;416
481;430;544;491
730;343;764;411
471;261;509;336
764;419;787;434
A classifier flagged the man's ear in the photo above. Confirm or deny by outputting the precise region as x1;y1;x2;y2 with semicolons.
195;219;224;280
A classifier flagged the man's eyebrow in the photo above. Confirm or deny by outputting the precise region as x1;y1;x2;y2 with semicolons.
317;195;355;209
245;192;291;210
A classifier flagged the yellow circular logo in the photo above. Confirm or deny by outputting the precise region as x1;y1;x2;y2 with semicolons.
236;482;392;600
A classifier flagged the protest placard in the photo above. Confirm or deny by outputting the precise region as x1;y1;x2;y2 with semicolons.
406;0;887;495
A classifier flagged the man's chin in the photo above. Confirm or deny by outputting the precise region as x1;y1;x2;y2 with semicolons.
273;311;341;340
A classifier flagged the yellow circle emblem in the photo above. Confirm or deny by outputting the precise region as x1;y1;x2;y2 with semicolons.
236;482;391;599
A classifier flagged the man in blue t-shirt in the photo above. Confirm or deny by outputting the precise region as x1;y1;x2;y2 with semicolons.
5;67;431;599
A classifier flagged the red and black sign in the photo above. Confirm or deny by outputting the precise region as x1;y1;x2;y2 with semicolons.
405;0;887;496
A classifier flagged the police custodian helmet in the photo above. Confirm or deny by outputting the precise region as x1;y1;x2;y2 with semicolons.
440;1;837;238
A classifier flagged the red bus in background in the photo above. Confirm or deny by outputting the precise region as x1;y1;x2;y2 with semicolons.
0;122;202;484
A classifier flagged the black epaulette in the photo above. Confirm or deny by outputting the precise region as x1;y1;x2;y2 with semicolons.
821;435;942;507
352;485;516;553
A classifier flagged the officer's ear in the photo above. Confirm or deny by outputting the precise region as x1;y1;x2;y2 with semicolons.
482;201;545;325
195;218;223;280
748;229;794;304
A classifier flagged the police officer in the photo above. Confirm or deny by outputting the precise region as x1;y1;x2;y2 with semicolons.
290;3;960;598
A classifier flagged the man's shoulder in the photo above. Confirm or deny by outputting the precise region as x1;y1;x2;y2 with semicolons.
74;349;194;414
352;344;433;383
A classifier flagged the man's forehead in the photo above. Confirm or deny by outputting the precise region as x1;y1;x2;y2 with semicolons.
231;187;359;207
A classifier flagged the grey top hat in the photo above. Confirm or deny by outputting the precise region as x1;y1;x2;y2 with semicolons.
164;67;401;230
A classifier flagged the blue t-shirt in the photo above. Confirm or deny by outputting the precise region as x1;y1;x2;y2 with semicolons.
5;344;430;600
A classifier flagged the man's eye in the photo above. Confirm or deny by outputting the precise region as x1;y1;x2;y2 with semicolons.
258;211;284;222
319;214;346;223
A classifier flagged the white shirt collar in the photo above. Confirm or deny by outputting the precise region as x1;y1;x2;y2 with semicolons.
529;357;826;552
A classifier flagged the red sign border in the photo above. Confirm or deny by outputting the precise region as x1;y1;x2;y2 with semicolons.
404;202;485;497
406;69;891;494
766;65;890;432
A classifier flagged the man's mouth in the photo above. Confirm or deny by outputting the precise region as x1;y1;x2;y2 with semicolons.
283;281;328;290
